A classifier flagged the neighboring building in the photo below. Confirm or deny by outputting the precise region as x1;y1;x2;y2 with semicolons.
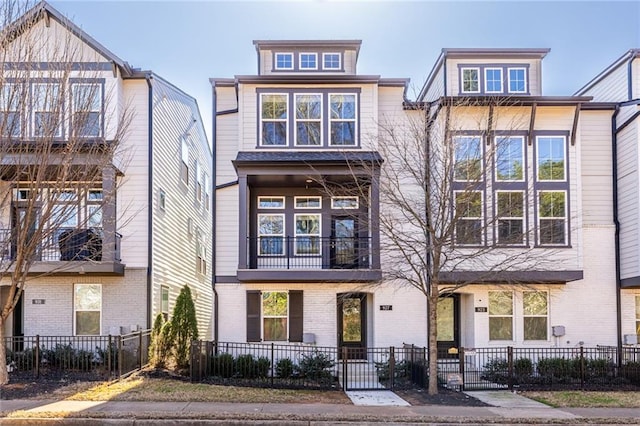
575;49;640;345
417;48;618;349
212;40;428;354
0;2;213;339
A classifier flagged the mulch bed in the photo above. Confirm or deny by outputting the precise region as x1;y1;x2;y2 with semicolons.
395;387;489;406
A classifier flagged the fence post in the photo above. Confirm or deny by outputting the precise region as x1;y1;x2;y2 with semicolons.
270;343;275;388
389;346;395;390
459;346;465;391
118;335;123;378
35;335;40;379
138;330;143;370
342;347;348;391
108;335;113;378
507;346;514;391
580;345;585;389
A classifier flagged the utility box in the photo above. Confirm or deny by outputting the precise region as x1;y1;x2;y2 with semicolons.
302;333;316;344
624;334;638;345
552;325;566;337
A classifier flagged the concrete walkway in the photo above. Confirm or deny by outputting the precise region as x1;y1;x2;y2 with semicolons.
1;391;639;424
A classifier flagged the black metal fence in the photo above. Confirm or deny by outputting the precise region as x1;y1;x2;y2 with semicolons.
4;330;151;380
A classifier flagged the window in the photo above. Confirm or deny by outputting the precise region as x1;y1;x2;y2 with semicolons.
329;94;356;146
295;213;320;255
0;83;21;137
262;291;288;341
323;53;341;70
299;53;317;70
159;189;166;211
294;196;321;209
484;68;503;93
258;196;285;209
258;214;284;255
196;230;207;274
508;68;527;93
496;136;524;181
538;191;566;245
87;190;103;228
454;136;482;181
496;191;524;245
489;291;513;340
161;286;169;321
74;284;101;335
181;138;189;184
537;136;566;181
295;94;322;146
204;174;210;210
523;291;548;340
275;53;293;70
636;296;640;336
71;83;102;137
461;67;480;93
455;191;483;245
50;191;79;246
195;161;202;202
260;94;288;146
331;196;359;209
32;83;62;137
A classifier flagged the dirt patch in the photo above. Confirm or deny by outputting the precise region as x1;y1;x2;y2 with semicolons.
395;387;489;406
1;371;103;400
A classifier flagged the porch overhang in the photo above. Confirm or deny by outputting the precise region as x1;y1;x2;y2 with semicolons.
15;261;125;276
439;270;583;284
237;269;382;283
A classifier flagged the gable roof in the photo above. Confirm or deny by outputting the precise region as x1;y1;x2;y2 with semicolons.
574;49;640;96
1;1;135;76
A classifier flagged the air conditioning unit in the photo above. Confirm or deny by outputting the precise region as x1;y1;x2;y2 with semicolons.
624;334;638;345
552;325;565;337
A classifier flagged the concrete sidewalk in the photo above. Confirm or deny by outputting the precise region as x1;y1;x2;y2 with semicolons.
1;391;639;425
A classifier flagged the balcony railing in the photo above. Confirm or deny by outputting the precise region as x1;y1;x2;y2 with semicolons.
0;228;121;263
246;236;372;270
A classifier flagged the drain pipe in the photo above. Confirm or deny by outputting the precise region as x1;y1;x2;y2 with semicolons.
611;105;622;366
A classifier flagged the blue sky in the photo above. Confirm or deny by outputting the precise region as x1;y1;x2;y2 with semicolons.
51;0;640;141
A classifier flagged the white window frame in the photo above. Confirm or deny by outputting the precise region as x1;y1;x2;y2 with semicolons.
453;135;483;182
258;213;285;256
32;82;62;138
329;93;357;146
1;82;21;137
454;190;484;246
159;189;166;212
523;291;549;341
204;174;210;210
488;290;514;341
495;136;525;182
460;67;480;94
161;286;170;321
299;52;318;70
484;67;503;93
496;190;525;246
261;291;289;342
71;82;102;138
260;93;288;146
294;196;322;209
74;283;102;336
294;93;322;146
331;196;359;209
195;160;203;203
274;52;294;70
537;190;567;246
536;136;567;182
181;137;189;184
508;67;527;94
294;213;321;255
323;52;341;70
258;196;285;209
196;230;207;275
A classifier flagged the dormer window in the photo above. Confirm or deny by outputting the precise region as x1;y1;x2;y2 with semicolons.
275;53;294;70
323;53;341;70
508;68;527;93
461;68;480;93
299;53;318;70
484;68;503;93
459;64;530;95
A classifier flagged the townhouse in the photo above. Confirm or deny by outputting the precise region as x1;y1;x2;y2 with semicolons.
0;2;213;340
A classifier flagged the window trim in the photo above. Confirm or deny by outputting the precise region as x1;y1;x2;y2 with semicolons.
258;213;285;256
293;93;322;146
259;93;289;147
73;283;102;336
294;213;321;256
32;81;63;138
523;291;549;341
294;196;322;209
181;138;189;184
495;135;525;182
537;190;568;246
322;52;342;70
1;82;22;137
258;196;285;209
70;81;103;138
161;286;170;321
508;67;528;94
454;190;484;246
328;93;358;146
488;290;514;342
453;135;483;182
299;52;318;70
460;67;481;94
261;291;289;342
159;189;166;212
495;190;526;246
274;52;294;70
195;160;203;203
331;196;359;209
484;67;503;93
536;135;567;182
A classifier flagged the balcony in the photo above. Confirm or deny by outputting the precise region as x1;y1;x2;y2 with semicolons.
238;236;381;283
1;228;124;275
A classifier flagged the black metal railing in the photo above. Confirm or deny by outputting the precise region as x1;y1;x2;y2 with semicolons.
246;236;372;269
0;228;122;262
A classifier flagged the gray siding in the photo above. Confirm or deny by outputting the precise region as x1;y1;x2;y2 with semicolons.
617;122;640;280
581;62;629;102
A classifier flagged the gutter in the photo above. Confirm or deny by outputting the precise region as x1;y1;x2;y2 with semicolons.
612;105;622;366
145;73;154;329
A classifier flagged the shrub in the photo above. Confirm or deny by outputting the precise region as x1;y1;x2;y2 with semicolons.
620;361;640;385
256;356;271;378
537;357;579;381
210;353;234;378
275;358;295;378
297;350;334;381
481;358;509;384
514;357;533;380
235;354;258;379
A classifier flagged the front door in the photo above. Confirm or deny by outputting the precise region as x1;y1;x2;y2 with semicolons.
337;293;367;359
331;216;358;269
437;294;460;358
12;293;23;352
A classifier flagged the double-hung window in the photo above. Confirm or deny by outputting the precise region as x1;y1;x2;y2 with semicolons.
261;94;288;146
496;136;524;181
455;191;483;245
489;291;513;341
484;68;503;93
461;67;480;93
274;53;293;70
74;284;101;335
181;138;189;184
323;53;341;70
538;191;566;245
454;136;482;181
295;94;322;146
195;161;203;202
33;83;62;137
262;291;288;341
299;53;317;70
523;291;548;340
196;230;207;274
496;191;524;245
0;83;21;137
294;213;320;255
329;94;356;146
537;136;566;181
536;135;568;246
258;214;284;255
71;82;102;137
508;68;527;93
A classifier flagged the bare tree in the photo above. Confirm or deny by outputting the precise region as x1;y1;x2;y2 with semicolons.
0;1;132;384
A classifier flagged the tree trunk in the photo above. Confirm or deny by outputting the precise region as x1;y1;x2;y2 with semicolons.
427;293;438;395
0;317;8;385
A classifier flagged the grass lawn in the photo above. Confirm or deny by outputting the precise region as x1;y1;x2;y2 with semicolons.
522;390;640;408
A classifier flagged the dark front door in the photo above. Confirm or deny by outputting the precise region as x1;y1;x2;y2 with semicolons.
331;216;358;269
12;293;23;352
338;293;367;359
437;294;460;358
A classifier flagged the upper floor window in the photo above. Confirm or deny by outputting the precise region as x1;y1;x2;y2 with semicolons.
275;53;293;70
454;136;482;181
204;174;210;210
258;196;285;209
295;196;321;209
508;68;527;93
496;136;524;181
461;67;480;93
261;94;288;146
331;196;359;209
196;230;207;275
295;213;321;255
181;138;189;184
323;53;341;70
0;83;21;137
295;94;322;146
329;94;356;146
536;136;566;181
33;83;62;138
484;68;503;93
496;191;524;245
258;213;284;255
538;191;566;246
196;161;203;202
71;83;102;137
454;191;483;245
299;53;317;70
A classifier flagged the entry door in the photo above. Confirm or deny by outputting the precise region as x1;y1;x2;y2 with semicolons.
12;293;23;352
331;216;358;269
337;293;367;359
436;295;460;358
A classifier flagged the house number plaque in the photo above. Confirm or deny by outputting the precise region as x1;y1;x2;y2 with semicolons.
474;307;488;312
379;305;393;311
32;299;45;305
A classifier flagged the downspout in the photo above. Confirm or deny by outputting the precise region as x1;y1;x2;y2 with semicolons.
145;73;154;330
611;105;622;366
211;82;218;343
